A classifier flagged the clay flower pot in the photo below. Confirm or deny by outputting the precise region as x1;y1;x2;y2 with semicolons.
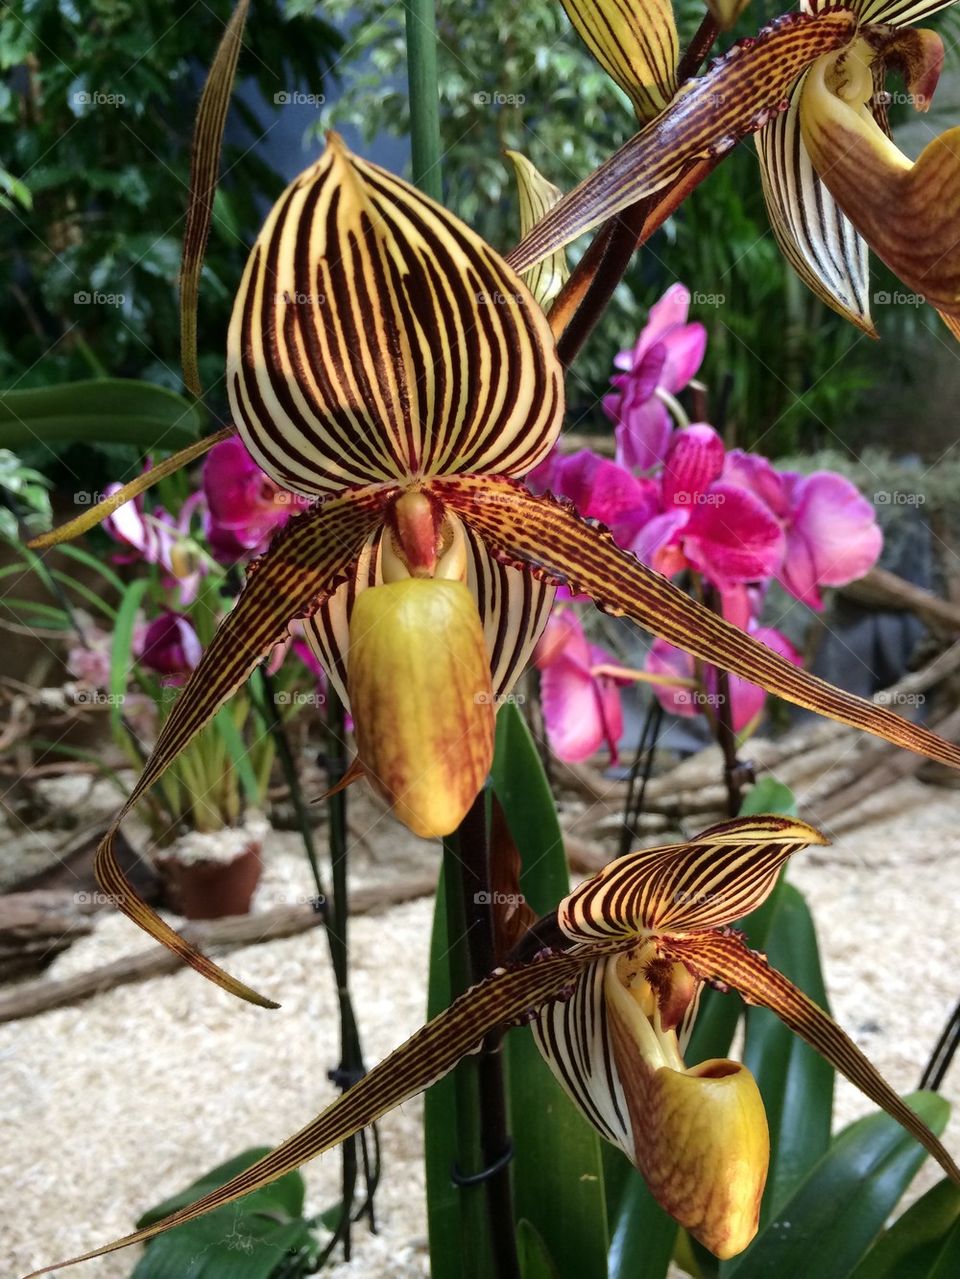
156;817;267;921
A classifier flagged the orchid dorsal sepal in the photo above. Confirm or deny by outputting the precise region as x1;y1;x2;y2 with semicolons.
558;0;679;123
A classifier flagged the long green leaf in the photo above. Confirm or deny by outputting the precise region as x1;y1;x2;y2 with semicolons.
851;1179;960;1279
0;380;205;450
729;1092;951;1279
493;703;610;1279
111;578;149;733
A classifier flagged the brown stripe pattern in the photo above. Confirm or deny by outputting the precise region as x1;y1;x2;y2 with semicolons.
506;150;569;310
24;951;584;1276
180;0;250;397
558;817;826;943
848;0;956;26
437;474;960;770
559;0;678;123
94;488;384;1006
667;931;960;1183
757;75;874;334
227;135;563;497
302;515;555;708
532;958;635;1155
507;10;857;274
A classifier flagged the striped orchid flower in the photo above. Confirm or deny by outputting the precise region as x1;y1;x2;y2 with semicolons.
26;817;960;1274
35;130;960;1012
512;0;960;332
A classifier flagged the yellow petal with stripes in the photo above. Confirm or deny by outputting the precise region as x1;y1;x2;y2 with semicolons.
559;0;678;123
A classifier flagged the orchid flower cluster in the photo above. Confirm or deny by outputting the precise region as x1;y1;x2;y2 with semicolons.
531;285;883;761
61;437;325;837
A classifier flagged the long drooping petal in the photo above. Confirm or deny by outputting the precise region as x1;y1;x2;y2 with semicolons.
180;0;249;396
22;950;585;1277
507;10;857;272
437;475;960;769
557;816;825;941
800;40;960;315
94;488;384;1005
756;75;874;332
227;135;564;496
558;0;678;123
665;930;960;1183
27;427;234;549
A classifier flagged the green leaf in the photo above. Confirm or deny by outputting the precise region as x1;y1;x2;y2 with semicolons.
851;1179;960;1279
0;379;205;451
517;1218;561;1279
493;703;610;1279
739;778;798;817
728;1092;952;1279
111;578;149;733
133;1148;311;1279
605;1146;677;1279
739;883;834;1228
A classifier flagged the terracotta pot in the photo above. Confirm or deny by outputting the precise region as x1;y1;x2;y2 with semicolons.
158;841;262;920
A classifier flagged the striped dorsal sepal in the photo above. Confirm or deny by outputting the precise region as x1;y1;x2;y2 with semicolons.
557;816;827;943
558;0;678;123
93;487;385;1007
436;473;960;771
226;134;564;498
665;929;960;1184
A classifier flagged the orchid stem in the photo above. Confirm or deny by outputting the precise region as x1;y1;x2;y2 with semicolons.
403;0;442;202
444;792;520;1279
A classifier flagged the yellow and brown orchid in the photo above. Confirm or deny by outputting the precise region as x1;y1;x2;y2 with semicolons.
32;131;960;1010
511;0;960;332
23;816;960;1274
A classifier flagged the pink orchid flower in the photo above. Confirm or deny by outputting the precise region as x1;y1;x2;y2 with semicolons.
104;483;205;606
534;610;626;764
139;612;202;686
527;448;659;547
646;622;801;735
203;436;309;564
724;452;882;610
631;424;784;587
603;284;707;471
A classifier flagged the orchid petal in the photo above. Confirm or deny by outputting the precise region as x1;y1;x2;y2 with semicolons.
665;929;960;1184
93;489;384;1006
541;650;616;761
661;423;725;506
800;40;960;316
228;134;563;496
180;0;249;395
506;149;569;309
558;0;678;123
507;10;857;273
850;0;956;28
683;480;786;583
22;951;585;1276
27;428;233;549
612;386;674;471
780;470;883;608
557;815;825;941
757;73;874;333
437;475;960;769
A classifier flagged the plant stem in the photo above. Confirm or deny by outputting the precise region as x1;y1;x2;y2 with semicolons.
444;793;520;1279
404;0;442;201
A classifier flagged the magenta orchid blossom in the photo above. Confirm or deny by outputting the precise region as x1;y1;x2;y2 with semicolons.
104;481;205;606
603;283;707;471
534;609;628;763
203;435;310;565
139;611;203;685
